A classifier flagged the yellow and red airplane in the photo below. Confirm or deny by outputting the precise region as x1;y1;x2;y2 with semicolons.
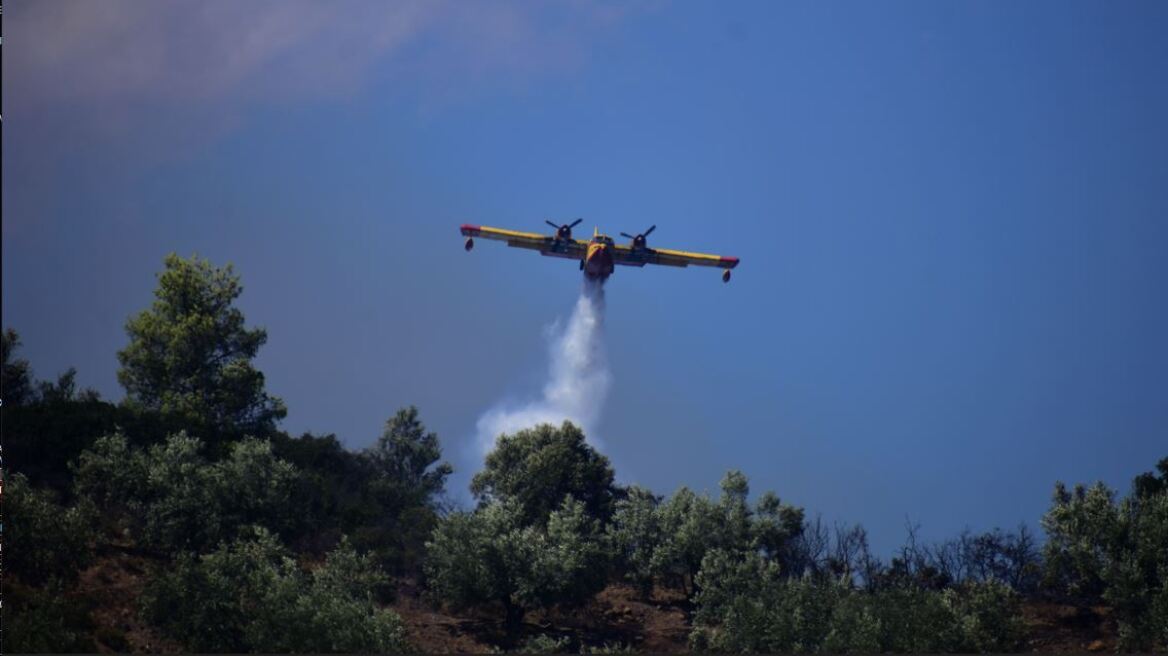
460;220;741;282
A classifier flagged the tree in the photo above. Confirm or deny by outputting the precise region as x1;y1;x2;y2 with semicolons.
690;550;1022;653
1040;461;1168;651
425;497;609;632
3;473;100;652
944;580;1026;652
74;432;298;553
607;485;663;596
651;471;804;596
471;421;616;526
4;581;97;653
1133;456;1168;500
355;406;453;571
117;253;285;439
753;490;805;572
1041;481;1122;600
690;549;839;653
141;528;408;652
364;406;453;513
2;328;36;405
5;473;95;586
270;431;370;552
650;486;719;595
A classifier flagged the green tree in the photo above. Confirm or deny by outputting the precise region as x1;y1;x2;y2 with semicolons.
821;591;883;653
141;527;408;652
117;253;285;439
755;490;807;570
4;582;97;653
944;580;1025;652
2;328;36;405
36;367;100;404
2;330;120;492
691;556;1021;654
364;406;453;512
74;432;298;553
270;431;372;551
1105;492;1168;650
1132;456;1168;500
651;471;803;596
690;549;839;653
650;487;720;595
425;497;609;632
5;473;95;586
4;473;99;652
357;406;454;571
607;485;663;596
1040;459;1168;651
1041;481;1123;599
471;421;616;526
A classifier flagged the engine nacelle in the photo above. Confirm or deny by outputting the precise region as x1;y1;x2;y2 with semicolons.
722;269;731;283
465;237;475;252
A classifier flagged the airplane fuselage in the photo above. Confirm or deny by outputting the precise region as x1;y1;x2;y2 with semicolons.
583;239;615;280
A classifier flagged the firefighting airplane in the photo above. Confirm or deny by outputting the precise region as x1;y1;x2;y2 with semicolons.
460;220;741;282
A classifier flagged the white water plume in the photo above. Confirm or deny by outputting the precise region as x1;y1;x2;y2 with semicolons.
475;278;610;453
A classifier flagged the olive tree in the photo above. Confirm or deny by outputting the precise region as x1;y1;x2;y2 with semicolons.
428;424;635;633
607;485;663;596
5;473;95;585
426;496;609;631
1039;457;1168;650
471;421;616;526
73;432;298;553
141;527;407;652
651;470;804;595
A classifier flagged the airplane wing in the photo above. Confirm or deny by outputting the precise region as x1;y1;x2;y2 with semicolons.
612;244;739;269
461;224;587;260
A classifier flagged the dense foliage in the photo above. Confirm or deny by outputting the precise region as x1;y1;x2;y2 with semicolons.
689;549;1025;652
73;432;298;553
428;423;612;629
5;473;96;585
1042;459;1168;650
471;421;617;526
4;253;1166;653
117;253;286;440
140;528;407;652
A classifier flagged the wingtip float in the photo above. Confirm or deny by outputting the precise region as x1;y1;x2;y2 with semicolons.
459;221;740;283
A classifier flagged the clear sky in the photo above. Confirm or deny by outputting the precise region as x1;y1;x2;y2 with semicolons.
4;0;1167;554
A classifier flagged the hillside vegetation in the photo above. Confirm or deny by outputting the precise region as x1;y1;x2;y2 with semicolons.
4;254;1166;653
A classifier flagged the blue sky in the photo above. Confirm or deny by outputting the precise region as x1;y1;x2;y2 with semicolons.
5;0;1167;554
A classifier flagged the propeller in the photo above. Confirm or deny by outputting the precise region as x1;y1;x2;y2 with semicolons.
546;218;583;240
620;224;656;248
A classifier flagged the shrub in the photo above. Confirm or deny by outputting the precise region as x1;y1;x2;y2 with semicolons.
652;471;804;596
5;472;95;585
518;634;571;654
73;432;297;553
691;549;1023;653
606;485;662;595
1041;460;1168;651
141;527;408;652
4;582;96;653
1041;481;1122;599
426;497;609;630
945;580;1025;652
471;422;616;527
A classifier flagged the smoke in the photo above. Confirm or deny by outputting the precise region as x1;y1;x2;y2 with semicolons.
475;278;610;453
